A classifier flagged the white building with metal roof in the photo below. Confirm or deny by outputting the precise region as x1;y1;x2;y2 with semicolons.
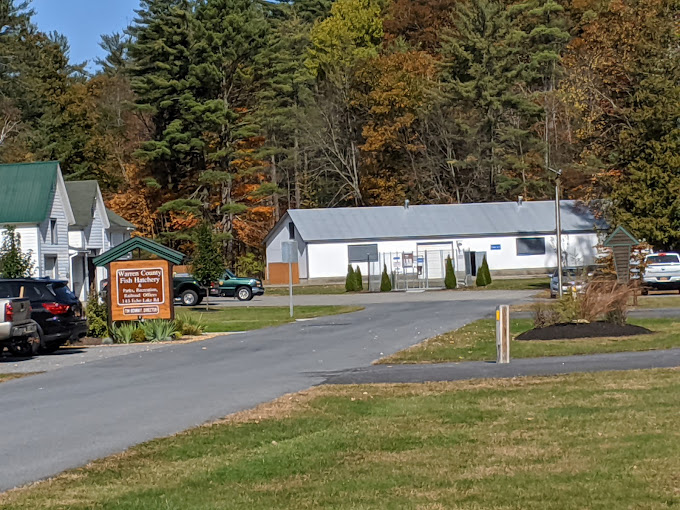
264;200;605;285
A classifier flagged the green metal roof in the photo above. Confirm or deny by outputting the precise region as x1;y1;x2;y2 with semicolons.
0;161;59;224
604;226;639;247
65;181;99;228
93;237;185;267
106;208;136;230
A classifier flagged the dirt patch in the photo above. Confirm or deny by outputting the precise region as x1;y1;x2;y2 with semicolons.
70;337;103;347
516;322;652;341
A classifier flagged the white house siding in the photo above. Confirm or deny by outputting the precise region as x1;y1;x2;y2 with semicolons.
303;233;600;280
0;225;41;276
86;207;105;251
38;190;71;280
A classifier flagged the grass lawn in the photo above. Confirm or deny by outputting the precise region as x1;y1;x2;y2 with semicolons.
635;294;680;309
3;369;680;509
379;317;680;364
177;305;363;332
471;277;550;291
265;284;347;296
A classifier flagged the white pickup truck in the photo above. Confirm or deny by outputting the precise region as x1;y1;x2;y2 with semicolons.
642;252;680;294
0;297;38;356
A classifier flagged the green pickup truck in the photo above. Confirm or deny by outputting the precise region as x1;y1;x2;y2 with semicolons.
173;270;264;305
209;270;265;301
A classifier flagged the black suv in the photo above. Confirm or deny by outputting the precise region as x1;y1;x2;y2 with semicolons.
0;279;88;353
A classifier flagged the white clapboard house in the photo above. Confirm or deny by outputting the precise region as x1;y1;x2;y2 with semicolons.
0;161;135;300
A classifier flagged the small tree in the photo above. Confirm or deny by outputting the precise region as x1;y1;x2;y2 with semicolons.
86;283;109;338
444;256;457;289
192;222;225;310
0;226;35;278
380;264;392;292
476;256;492;287
345;265;356;292
355;265;363;291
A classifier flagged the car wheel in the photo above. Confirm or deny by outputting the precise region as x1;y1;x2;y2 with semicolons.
40;342;61;354
641;288;649;296
237;286;253;301
181;289;199;306
9;337;33;357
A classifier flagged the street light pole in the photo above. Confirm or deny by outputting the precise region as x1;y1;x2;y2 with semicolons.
549;167;563;297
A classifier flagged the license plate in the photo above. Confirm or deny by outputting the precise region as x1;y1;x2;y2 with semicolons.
659;277;671;281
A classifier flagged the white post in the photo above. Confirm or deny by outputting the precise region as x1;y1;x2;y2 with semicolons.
288;260;293;318
496;305;510;364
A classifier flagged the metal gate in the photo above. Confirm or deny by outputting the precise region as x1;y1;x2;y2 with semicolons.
368;248;455;291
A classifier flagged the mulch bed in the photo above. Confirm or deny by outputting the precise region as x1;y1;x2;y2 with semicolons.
69;337;104;347
516;322;652;341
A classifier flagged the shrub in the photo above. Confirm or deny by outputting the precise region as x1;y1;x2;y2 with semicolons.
86;285;108;338
532;302;562;329
131;328;147;343
475;256;492;287
345;265;356;292
175;313;206;336
534;280;632;327
111;322;138;344
380;264;392;292
444;256;457;289
141;320;178;343
355;266;363;291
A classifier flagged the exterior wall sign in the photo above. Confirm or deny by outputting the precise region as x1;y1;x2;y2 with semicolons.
403;253;414;268
109;259;174;321
491;244;502;251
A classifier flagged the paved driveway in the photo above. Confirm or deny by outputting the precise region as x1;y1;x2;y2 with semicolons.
0;291;530;491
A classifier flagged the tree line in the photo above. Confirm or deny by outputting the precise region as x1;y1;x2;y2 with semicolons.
1;0;678;268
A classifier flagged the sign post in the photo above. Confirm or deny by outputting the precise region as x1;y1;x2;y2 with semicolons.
109;259;174;322
282;241;298;318
496;305;510;364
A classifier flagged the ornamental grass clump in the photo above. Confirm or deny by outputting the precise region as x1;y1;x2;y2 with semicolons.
175;313;206;336
111;322;139;344
141;320;179;343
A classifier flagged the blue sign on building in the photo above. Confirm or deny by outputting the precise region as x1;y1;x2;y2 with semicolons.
491;244;501;251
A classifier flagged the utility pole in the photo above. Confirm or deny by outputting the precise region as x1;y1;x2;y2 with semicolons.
549;167;563;297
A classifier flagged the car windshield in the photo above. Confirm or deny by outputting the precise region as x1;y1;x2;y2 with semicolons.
647;254;680;264
554;269;582;278
225;269;236;279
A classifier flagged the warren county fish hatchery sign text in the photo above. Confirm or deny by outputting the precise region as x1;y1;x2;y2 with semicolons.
109;260;174;321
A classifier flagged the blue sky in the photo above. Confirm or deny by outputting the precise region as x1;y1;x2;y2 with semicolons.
32;0;140;70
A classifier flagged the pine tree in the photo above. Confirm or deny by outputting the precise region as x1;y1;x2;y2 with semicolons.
476;256;492;287
355;265;363;291
0;226;34;278
439;0;544;200
192;222;225;310
380;264;392;292
444;256;457;289
345;265;356;292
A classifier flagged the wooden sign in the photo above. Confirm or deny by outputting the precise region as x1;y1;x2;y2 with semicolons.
108;259;174;322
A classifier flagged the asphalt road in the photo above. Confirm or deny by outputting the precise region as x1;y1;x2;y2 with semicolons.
323;348;680;385
0;292;529;491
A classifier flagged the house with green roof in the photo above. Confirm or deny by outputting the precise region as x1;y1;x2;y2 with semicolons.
0;162;136;301
0;161;75;281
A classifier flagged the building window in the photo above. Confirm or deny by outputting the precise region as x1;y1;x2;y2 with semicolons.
288;222;295;240
516;237;546;256
49;219;58;245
